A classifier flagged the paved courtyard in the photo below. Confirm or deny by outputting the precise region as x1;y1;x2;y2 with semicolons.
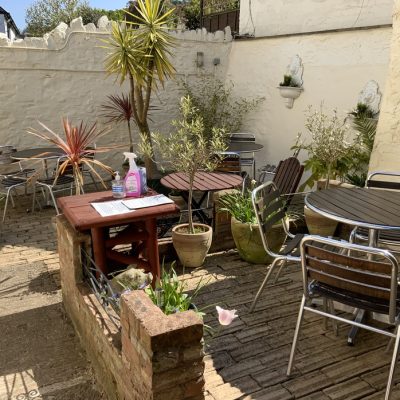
2;194;400;399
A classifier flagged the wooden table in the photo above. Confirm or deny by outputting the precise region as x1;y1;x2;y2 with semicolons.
57;191;179;280
161;171;243;225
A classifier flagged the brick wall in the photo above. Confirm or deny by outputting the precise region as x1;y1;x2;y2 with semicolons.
56;215;205;400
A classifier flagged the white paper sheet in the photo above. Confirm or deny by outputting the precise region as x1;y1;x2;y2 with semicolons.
91;200;133;217
122;194;174;210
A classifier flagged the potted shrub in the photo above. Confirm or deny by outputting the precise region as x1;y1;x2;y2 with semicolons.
293;106;351;236
277;74;303;109
141;95;228;268
218;190;286;264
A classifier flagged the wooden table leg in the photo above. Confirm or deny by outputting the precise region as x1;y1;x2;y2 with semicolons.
145;218;160;283
91;227;108;275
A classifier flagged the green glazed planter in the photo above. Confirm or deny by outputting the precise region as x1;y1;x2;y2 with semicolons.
230;216;286;264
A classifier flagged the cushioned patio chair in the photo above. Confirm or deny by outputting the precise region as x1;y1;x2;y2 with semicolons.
288;235;400;400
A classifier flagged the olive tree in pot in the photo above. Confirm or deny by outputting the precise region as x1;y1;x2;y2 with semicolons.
141;95;228;268
293;105;351;236
218;189;286;264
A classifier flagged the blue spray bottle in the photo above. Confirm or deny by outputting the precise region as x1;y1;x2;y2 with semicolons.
123;152;141;197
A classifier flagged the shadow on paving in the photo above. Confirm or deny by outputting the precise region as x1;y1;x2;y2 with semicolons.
180;251;400;400
0;261;104;400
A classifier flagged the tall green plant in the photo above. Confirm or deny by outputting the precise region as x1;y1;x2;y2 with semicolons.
103;0;176;178
293;106;350;190
181;76;264;139
344;115;377;187
141;95;228;233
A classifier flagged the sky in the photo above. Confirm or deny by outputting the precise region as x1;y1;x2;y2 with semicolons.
1;1;128;31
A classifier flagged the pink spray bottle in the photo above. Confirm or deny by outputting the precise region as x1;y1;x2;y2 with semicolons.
123;152;142;197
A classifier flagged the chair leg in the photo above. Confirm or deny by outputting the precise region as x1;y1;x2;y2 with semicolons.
90;172;99;190
385;326;400;400
32;187;37;213
287;294;306;376
48;188;60;214
250;258;282;313
328;299;339;336
273;259;286;284
323;297;329;330
2;189;12;222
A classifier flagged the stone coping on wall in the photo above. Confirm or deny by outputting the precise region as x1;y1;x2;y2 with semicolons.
0;16;232;50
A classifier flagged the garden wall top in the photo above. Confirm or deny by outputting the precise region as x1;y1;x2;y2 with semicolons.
0;16;233;51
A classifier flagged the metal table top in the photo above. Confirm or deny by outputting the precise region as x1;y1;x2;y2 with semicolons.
306;187;400;231
11;147;66;160
227;142;264;154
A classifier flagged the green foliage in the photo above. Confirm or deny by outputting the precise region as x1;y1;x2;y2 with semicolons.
349;102;377;119
293;106;350;190
218;190;257;224
25;0;124;36
343;115;378;187
141;95;229;233
181;0;200;29
279;74;299;88
103;0;176;178
145;264;204;315
182;76;264;139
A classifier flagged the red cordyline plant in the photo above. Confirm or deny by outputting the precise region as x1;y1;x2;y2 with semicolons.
27;118;115;195
101;93;134;152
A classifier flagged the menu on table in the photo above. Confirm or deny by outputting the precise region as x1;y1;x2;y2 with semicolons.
91;194;173;217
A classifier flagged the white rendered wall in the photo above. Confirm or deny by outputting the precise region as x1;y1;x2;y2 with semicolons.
239;0;394;37
369;0;400;172
225;27;391;170
0;18;232;171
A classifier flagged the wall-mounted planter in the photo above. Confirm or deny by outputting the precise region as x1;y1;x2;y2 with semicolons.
277;86;303;109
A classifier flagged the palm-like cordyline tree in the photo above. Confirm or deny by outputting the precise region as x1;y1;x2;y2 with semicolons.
101;93;134;152
103;0;176;178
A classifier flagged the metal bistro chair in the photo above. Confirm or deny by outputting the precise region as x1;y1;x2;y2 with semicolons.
350;171;400;249
32;156;75;214
0;162;36;222
230;133;256;178
288;236;400;400
250;181;305;312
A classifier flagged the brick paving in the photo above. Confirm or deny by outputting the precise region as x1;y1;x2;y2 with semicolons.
2;194;400;399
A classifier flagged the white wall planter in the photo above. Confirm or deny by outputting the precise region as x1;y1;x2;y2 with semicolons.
277;86;303;109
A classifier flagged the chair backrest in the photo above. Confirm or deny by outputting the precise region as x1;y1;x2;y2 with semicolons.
230;133;255;143
216;153;241;173
252;181;287;257
272;157;304;196
301;235;399;323
366;171;400;191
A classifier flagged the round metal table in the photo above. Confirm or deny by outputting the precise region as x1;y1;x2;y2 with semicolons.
306;187;400;247
11;147;65;160
306;187;400;344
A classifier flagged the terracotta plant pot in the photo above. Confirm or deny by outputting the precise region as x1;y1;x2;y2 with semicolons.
230;217;286;264
304;205;338;236
172;223;212;268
